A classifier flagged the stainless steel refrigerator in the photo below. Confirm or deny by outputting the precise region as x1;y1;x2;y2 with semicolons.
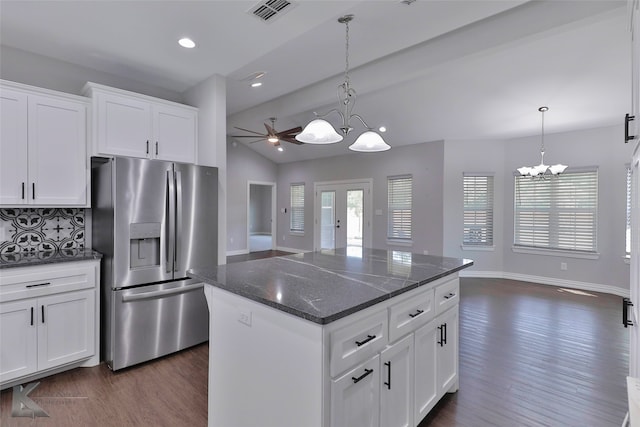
92;156;217;371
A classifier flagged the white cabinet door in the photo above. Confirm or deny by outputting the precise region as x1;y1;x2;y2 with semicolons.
0;88;29;205
331;354;380;427
37;289;95;371
436;308;459;395
96;92;151;159
414;318;438;422
380;335;414;427
153;104;196;163
0;299;37;383
28;94;87;205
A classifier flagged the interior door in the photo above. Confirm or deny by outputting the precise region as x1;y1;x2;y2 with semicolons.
315;181;371;252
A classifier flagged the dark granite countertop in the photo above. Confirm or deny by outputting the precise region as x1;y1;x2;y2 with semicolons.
0;248;102;269
188;248;473;325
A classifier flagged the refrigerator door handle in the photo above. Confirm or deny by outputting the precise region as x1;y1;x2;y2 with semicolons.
121;283;204;303
175;170;183;272
166;170;176;274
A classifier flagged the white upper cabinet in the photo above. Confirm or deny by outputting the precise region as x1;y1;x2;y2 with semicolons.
0;81;88;207
84;83;197;163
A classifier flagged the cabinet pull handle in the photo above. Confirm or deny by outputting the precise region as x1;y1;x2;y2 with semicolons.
352;368;373;384
41;305;45;324
21;182;25;199
26;282;51;289
146;140;149;154
355;334;376;347
437;325;444;347
384;361;391;390
443;322;447;345
409;309;424;318
626;114;637;143
155;141;159;155
32;183;35;200
443;292;456;300
30;307;34;326
624;297;634;327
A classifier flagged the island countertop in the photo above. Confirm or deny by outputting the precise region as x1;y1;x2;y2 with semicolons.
188;248;473;324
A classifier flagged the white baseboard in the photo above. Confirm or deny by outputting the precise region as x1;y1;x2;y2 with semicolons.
276;246;309;254
459;270;629;298
226;249;249;256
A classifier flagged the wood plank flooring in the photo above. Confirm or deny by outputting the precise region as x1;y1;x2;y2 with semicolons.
0;278;628;426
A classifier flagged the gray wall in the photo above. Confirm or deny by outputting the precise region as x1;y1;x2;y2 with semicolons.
1;46;183;101
443;124;632;294
226;140;278;253
276;141;445;255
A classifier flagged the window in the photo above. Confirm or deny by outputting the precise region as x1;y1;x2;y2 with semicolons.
463;174;494;246
627;165;632;257
514;169;598;253
387;175;412;241
290;183;304;233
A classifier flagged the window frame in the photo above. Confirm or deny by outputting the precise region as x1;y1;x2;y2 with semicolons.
387;175;413;244
462;173;495;250
289;183;305;234
512;167;599;258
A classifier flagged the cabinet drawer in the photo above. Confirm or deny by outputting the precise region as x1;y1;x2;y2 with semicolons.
434;278;459;315
330;310;387;378
388;288;434;342
0;262;96;302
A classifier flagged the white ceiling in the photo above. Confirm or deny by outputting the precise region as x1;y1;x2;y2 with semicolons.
0;0;631;164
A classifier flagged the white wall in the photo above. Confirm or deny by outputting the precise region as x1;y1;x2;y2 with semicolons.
275;141;445;254
226;140;278;254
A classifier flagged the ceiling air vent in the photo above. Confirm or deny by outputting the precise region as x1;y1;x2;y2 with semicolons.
249;0;295;23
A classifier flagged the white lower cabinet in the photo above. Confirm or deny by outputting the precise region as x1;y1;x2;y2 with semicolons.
331;354;380;427
380;334;414;427
436;307;459;395
0;261;100;388
414;318;438;421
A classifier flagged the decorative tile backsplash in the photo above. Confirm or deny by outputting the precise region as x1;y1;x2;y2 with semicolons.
0;208;86;256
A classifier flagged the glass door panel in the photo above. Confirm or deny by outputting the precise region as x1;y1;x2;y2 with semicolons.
320;190;336;250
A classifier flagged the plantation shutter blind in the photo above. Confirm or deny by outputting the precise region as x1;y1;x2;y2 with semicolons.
463;174;494;246
514;169;598;252
387;175;412;240
290;183;304;232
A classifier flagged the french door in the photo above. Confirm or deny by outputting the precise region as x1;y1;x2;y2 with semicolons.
314;180;372;252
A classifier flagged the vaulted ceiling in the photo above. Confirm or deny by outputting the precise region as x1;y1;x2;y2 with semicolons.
0;1;630;163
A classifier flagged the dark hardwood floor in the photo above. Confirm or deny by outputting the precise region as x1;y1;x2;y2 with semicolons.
1;278;628;426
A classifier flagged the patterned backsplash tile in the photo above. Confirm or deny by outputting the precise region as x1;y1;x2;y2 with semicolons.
0;208;85;257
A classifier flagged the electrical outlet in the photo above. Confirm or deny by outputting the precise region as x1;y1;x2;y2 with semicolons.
282;235;286;241
560;262;567;271
229;236;234;244
238;309;252;326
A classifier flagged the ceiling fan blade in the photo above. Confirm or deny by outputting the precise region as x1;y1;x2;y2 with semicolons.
277;126;303;136
282;137;303;145
247;138;267;144
233;126;266;136
230;135;269;138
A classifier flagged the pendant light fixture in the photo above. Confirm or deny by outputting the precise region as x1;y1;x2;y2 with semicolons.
295;15;391;152
517;106;567;178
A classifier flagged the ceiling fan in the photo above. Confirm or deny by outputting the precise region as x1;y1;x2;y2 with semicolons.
230;117;303;150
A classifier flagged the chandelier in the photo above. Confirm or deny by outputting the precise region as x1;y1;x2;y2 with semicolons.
295;15;391;152
517;106;567;178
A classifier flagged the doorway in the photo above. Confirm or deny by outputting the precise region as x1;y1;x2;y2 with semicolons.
247;181;276;252
314;179;372;252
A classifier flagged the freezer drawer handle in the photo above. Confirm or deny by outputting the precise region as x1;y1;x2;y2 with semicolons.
121;283;204;303
352;368;373;384
26;282;51;289
355;334;376;347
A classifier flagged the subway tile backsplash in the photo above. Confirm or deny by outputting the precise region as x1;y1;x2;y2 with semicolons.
0;208;86;257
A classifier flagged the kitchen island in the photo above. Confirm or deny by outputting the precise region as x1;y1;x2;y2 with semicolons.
189;248;473;427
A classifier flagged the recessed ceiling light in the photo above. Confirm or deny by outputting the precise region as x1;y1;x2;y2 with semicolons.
251;82;263;88
178;38;196;49
277;146;284;152
379;126;387;133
